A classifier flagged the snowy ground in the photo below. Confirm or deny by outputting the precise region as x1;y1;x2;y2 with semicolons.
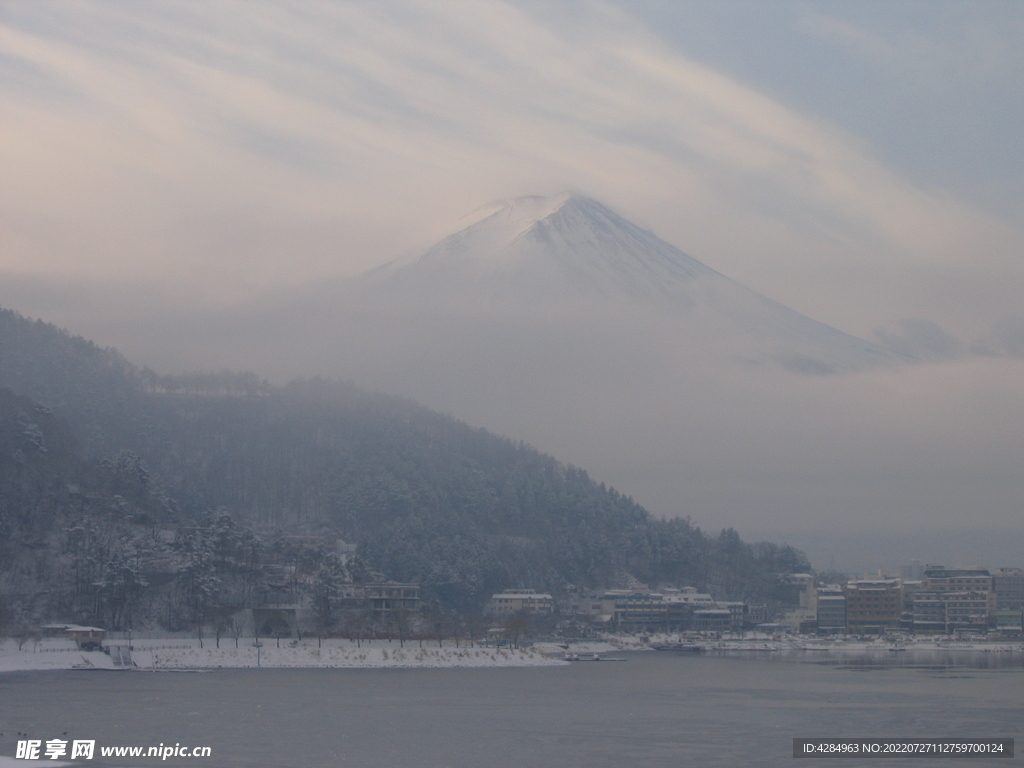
5;634;1023;674
533;636;651;656
538;633;1024;656
0;637;566;672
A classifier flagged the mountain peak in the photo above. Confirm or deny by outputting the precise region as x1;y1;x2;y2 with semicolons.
440;192;586;252
355;193;906;373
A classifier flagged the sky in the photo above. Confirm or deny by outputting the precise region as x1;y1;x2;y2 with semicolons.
1;1;1022;567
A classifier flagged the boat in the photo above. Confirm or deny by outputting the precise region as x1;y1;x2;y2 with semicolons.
566;653;628;662
652;643;703;653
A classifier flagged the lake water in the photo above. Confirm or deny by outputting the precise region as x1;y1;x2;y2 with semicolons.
2;651;1021;767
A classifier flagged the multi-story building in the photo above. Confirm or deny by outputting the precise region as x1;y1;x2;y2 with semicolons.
252;581;419;637
661;586;715;608
922;566;993;595
490;589;554;617
912;589;993;635
717;602;747;632
746;604;769;625
365;583;420;616
799;579;818;615
993;568;1024;610
922;566;996;621
608;591;669;629
994;609;1023;634
563;587;758;632
943;592;991;633
815;587;846;633
692;609;733;632
899;580;923;614
844;579;902;634
911;591;947;634
662;587;715;630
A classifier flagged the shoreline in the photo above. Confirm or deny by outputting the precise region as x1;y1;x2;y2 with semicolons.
0;638;567;673
5;634;1024;674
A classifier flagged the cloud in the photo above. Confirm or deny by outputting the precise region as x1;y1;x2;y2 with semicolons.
0;0;1020;335
989;316;1024;359
873;318;964;362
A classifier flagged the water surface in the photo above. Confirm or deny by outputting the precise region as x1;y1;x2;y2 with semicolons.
2;651;1019;767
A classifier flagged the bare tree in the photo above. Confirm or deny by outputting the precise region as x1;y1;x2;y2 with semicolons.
211;606;233;649
229;611;248;649
504;610;530;650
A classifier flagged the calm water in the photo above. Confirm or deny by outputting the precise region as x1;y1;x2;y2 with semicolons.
1;651;1020;767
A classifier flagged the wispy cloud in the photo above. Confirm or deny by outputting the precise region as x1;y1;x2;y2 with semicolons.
1;0;1020;338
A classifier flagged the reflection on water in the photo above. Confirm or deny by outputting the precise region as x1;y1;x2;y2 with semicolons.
821;650;1024;673
704;647;1024;673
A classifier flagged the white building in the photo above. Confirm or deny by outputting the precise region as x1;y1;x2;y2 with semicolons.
490;589;554;617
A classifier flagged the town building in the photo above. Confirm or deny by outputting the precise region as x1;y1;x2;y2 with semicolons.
365;583;420;617
911;591;947;634
922;566;993;596
692;609;733;633
253;582;420;637
717;602;748;632
609;591;669;629
993;568;1024;610
815;588;846;634
562;586;751;631
919;566;996;626
661;587;715;630
994;609;1023;634
490;589;554;617
746;604;769;625
844;579;902;634
781;606;815;631
943;591;991;634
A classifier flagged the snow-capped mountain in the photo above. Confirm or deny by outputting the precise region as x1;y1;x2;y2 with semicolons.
358;193;906;374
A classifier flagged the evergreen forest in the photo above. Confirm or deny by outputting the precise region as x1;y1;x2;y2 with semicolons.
0;307;809;635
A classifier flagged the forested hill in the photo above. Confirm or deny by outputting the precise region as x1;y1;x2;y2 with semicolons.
0;307;808;619
0;308;143;455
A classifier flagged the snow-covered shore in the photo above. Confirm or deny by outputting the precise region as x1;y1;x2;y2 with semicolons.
536;633;1024;657
0;638;566;672
625;633;1024;655
6;634;1024;674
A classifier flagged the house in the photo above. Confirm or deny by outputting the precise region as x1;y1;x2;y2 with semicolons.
365;583;419;616
40;624;106;650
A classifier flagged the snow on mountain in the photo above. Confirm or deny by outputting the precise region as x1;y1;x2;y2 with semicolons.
365;193;717;305
356;193;907;374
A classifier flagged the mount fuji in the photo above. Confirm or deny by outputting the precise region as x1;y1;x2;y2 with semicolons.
356;193;906;375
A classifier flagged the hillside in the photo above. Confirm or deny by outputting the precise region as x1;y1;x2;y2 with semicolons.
0;307;808;630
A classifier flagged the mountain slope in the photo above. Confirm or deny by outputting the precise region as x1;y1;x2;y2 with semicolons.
0;306;810;618
360;193;906;374
0;308;144;454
